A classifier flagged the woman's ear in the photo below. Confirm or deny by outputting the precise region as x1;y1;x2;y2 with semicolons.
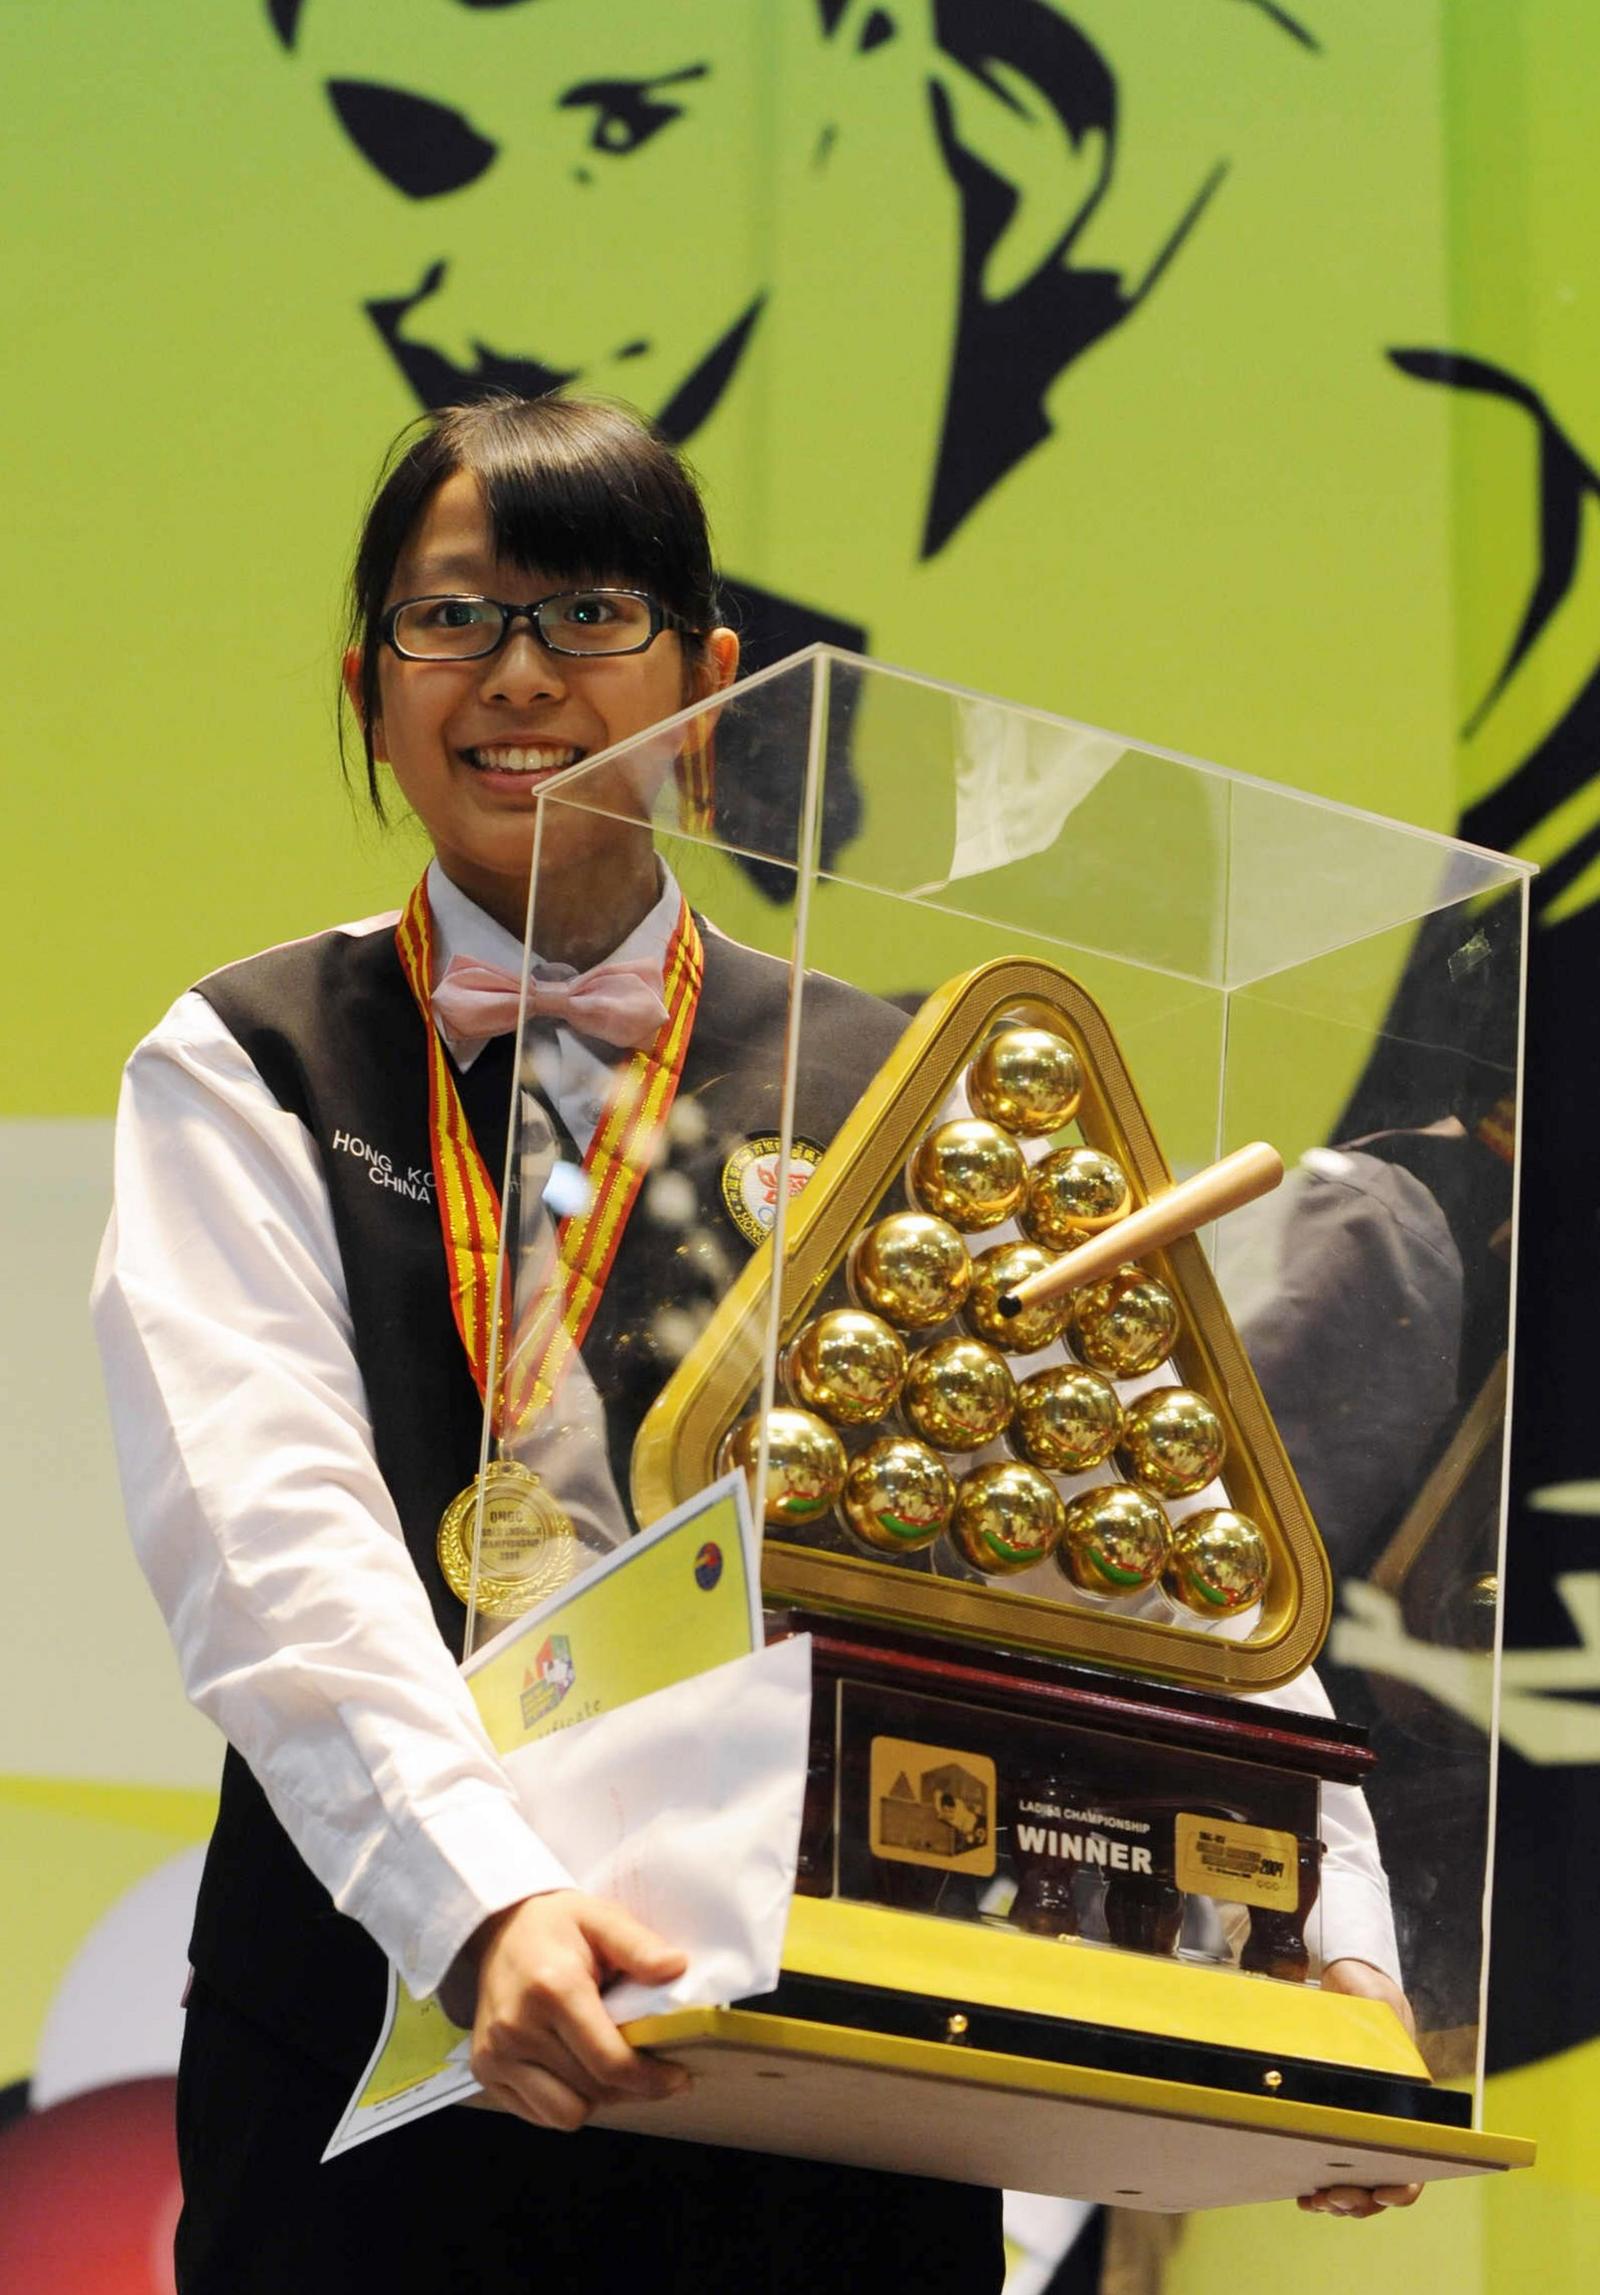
341;646;386;761
695;626;741;700
673;629;739;839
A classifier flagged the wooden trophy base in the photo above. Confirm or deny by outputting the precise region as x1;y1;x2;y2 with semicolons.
598;1616;1534;2208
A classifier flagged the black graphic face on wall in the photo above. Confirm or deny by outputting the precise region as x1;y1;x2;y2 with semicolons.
269;0;1320;568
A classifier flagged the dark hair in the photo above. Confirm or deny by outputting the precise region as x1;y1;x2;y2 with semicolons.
342;394;723;817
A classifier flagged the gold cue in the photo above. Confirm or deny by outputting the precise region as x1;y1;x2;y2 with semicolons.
997;1141;1286;1314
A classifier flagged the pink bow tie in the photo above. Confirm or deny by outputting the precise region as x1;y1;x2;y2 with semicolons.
431;952;669;1057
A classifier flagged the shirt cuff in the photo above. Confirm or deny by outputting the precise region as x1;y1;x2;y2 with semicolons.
342;1783;578;1999
1317;1869;1403;1989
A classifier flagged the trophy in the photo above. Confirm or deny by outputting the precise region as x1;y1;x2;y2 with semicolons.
467;648;1533;2208
633;966;1344;1996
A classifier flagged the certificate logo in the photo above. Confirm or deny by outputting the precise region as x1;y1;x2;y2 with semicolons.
519;1634;575;1730
694;1541;724;1591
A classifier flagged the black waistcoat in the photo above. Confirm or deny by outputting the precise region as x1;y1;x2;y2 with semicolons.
189;915;905;2078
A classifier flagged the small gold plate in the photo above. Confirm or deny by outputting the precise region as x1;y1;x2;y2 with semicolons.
868;1737;997;1878
1174;1814;1300;1911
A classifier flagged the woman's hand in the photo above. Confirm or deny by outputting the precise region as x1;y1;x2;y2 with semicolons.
456;1891;691;2131
1297;1958;1424;2218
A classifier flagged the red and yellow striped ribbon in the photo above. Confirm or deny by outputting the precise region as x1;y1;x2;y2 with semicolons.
394;875;703;1433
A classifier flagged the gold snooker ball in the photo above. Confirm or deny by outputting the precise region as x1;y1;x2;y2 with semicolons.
950;1461;1066;1574
1162;1508;1270;1615
1072;1264;1180;1378
1022;1147;1132;1251
718;1408;846;1529
966;1027;1083;1136
910;1119;1028;1233
1057;1484;1171;1597
902;1337;1018;1452
1120;1388;1227;1499
849;1212;973;1331
785;1309;908;1426
1013;1365;1124;1473
963;1240;1073;1354
839;1436;956;1553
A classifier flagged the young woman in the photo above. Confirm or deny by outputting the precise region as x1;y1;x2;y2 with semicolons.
91;395;1005;2292
94;393;1414;2287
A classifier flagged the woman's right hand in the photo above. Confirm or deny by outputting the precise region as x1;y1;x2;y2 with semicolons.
460;1891;692;2130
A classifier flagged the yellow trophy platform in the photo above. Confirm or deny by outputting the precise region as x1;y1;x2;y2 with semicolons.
604;1900;1531;2211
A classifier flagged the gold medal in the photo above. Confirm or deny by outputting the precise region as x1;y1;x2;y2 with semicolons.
437;1460;577;1620
396;876;704;1616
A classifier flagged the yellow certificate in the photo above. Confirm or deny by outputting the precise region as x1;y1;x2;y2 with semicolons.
325;1471;760;2156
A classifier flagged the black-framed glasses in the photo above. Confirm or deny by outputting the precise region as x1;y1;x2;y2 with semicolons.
381;587;696;661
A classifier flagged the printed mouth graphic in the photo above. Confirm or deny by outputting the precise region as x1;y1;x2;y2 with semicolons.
366;263;765;442
369;263;578;409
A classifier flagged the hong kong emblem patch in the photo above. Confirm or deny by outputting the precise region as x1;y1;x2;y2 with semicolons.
721;1134;823;1246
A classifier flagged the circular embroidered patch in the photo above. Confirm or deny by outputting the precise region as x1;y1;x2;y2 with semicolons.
721;1134;824;1246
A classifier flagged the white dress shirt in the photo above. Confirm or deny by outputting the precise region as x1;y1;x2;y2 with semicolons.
90;862;683;2000
91;859;1398;2004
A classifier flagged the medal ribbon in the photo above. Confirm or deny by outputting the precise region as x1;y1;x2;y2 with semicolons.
395;875;703;1433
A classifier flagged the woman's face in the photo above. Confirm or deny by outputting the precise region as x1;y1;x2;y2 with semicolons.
355;467;736;929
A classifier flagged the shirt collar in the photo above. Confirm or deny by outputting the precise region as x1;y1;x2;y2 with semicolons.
424;858;683;1067
425;859;529;979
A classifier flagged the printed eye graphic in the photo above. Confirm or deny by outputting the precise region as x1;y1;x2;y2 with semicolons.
561;67;708;159
325;80;498;198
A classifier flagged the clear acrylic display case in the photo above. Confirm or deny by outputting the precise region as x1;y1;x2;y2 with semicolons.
458;646;1528;2159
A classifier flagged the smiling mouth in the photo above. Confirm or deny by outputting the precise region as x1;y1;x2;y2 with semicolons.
463;744;586;776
